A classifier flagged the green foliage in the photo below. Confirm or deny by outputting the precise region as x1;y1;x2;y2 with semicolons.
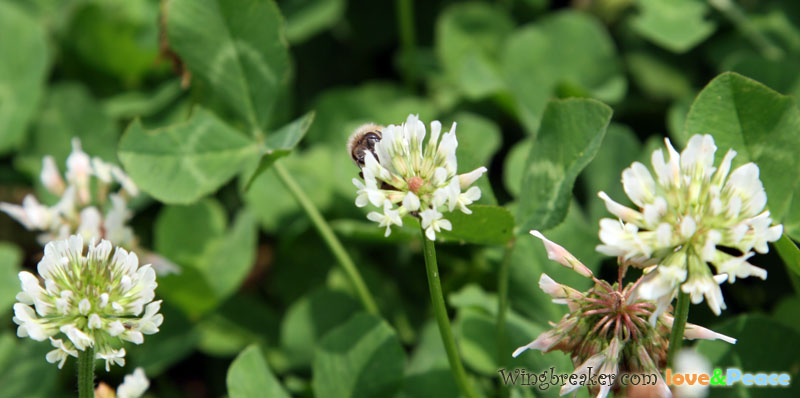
312;313;406;398
4;0;800;396
0;1;48;155
119;108;260;204
631;0;716;53
166;0;290;133
502;11;624;133
227;345;290;398
517;98;613;233
686;72;800;223
0;243;22;317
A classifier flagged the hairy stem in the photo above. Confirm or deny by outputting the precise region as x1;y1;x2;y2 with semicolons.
77;347;95;398
667;291;690;367
421;228;477;398
274;162;379;314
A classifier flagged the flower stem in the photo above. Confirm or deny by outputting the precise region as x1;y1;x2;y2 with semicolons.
273;162;379;315
395;0;416;90
666;291;690;367
420;228;477;398
495;243;514;397
77;346;95;398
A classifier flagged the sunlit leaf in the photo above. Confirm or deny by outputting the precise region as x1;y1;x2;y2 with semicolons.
685;72;800;222
517;98;612;233
167;0;290;132
119;107;260;204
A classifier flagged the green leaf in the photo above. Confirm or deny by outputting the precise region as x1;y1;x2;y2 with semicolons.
119;107;260;204
503;138;532;198
631;0;716;53
502;11;624;133
516;98;612;233
0;242;22;317
447;111;501;205
696;315;800;398
0;1;48;154
774;234;800;277
16;83;118;178
397;322;459;398
0;333;59;398
166;0;290;132
685;72;800;221
312;313;405;398
242;111;315;192
64;0;164;85
227;345;290;398
280;289;360;369
197;294;280;357
157;210;258;318
435;2;514;99
582;123;641;226
154;198;228;266
103;80;184;119
283;0;345;44
625;52;693;100
438;205;514;245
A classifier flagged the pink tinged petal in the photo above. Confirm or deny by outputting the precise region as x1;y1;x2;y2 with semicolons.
512;329;561;358
597;191;642;223
458;167;487;189
560;352;607;395
683;322;737;344
530;230;593;278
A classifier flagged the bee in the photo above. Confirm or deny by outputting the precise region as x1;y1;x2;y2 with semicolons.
347;123;384;169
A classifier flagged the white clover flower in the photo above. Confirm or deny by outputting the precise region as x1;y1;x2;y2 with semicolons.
116;367;150;398
12;235;163;371
350;114;487;240
0;139;178;275
597;134;783;317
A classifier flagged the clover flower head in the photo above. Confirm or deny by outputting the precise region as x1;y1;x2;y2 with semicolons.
596;134;782;317
513;232;735;398
12;235;163;371
351;114;487;240
0;138;178;275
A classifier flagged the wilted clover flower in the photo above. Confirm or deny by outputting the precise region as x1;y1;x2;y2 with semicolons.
351;114;487;240
12;235;163;371
513;232;736;398
0;138;178;274
596;134;783;318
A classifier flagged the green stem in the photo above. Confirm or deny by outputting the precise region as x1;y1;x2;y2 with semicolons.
666;291;690;368
710;0;783;60
495;243;514;397
273;162;379;315
77;347;95;398
421;228;477;398
396;0;416;90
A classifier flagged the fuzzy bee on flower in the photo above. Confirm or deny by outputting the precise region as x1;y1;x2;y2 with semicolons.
348;114;487;240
